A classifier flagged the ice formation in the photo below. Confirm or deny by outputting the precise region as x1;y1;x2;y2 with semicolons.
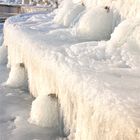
54;1;85;27
3;0;140;139
74;6;114;41
29;94;59;128
6;63;28;88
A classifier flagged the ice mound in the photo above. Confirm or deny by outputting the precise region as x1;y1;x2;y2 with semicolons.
29;95;59;128
108;18;140;48
54;3;85;27
6;64;28;88
105;18;140;68
54;0;73;25
74;6;113;41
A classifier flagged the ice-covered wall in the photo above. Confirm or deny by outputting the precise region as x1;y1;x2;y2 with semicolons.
3;0;140;140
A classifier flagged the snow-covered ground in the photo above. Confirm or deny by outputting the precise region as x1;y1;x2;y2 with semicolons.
0;25;60;140
2;0;140;140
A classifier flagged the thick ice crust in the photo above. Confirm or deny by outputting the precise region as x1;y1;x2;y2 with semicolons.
3;0;140;139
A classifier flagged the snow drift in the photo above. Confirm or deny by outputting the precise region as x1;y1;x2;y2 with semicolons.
3;0;140;139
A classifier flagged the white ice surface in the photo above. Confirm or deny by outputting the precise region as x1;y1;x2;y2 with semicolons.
3;0;140;140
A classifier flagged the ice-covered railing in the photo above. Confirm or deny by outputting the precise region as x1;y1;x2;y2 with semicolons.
2;0;140;139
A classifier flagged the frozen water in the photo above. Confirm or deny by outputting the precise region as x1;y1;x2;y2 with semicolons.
74;6;114;41
6;63;28;88
54;2;85;27
29;94;59;128
2;0;140;140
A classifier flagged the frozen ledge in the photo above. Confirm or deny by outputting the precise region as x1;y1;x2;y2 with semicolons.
3;6;140;140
